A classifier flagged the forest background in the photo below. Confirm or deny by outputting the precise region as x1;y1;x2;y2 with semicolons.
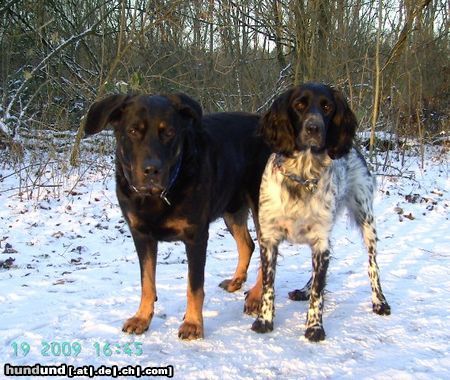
0;0;448;160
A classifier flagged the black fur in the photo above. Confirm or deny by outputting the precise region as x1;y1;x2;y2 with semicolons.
84;93;270;339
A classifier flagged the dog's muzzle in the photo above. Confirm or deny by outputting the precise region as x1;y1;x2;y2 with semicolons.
300;114;325;149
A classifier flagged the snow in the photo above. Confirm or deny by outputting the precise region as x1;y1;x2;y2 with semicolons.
0;146;449;379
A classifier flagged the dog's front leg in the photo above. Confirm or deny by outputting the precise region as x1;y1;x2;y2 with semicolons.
178;229;208;340
122;231;157;334
305;247;330;342
251;241;278;333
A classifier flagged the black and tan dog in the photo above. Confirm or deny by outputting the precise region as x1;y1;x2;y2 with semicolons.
84;93;269;339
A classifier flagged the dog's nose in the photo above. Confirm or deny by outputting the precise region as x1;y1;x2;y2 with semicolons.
143;158;162;177
144;165;159;177
306;123;320;135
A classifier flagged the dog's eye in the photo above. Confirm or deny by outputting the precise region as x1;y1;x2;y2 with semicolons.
160;126;175;141
165;128;175;138
127;123;144;137
127;126;138;136
294;98;307;112
322;103;333;114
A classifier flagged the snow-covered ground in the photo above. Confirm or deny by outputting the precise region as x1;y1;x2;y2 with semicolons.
0;144;449;379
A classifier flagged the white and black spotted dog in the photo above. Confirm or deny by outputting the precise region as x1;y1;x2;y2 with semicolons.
249;83;391;342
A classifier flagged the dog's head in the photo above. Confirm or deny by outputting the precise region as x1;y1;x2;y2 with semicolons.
260;83;357;159
84;93;202;196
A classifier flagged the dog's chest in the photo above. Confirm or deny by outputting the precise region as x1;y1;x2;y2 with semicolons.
120;193;195;242
259;158;342;244
266;187;333;244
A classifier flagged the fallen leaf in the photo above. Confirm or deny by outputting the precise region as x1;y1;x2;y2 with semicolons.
0;257;16;269
403;213;415;220
52;231;64;238
394;206;403;214
2;243;18;254
405;194;421;204
53;278;75;285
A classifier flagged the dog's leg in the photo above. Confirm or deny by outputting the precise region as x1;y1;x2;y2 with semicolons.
349;187;391;316
243;200;264;315
305;245;330;342
288;276;312;301
360;216;391;316
219;210;255;292
251;241;278;333
243;266;263;315
122;234;157;334
178;230;207;340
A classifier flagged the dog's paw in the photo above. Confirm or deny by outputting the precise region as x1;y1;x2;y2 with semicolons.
305;325;326;342
122;316;150;334
251;318;273;333
219;277;244;293
243;289;262;316
373;302;391;316
288;289;310;301
178;321;204;340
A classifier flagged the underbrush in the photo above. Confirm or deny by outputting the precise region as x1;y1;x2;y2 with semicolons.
0;129;448;204
0;130;115;202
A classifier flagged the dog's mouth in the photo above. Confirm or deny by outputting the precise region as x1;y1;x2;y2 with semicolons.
305;138;323;148
296;138;325;153
308;142;325;153
121;167;166;196
131;182;165;195
121;151;183;203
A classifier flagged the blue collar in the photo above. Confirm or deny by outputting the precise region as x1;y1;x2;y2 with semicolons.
160;149;183;206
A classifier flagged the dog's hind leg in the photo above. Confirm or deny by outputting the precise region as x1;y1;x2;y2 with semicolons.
243;199;264;315
219;208;255;292
244;266;263;315
348;192;391;316
359;213;391;316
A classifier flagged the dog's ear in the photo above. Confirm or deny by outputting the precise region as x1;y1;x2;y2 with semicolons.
84;94;129;136
259;88;296;155
167;93;203;128
326;88;357;159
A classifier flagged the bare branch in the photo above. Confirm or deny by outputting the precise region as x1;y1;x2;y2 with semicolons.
382;0;433;72
5;15;108;121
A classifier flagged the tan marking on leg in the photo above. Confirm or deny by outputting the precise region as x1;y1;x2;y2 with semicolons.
123;254;156;334
244;266;263;315
178;283;204;340
220;213;254;292
126;212;140;229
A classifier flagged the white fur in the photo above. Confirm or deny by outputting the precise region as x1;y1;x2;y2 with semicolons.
255;148;390;339
259;148;373;247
